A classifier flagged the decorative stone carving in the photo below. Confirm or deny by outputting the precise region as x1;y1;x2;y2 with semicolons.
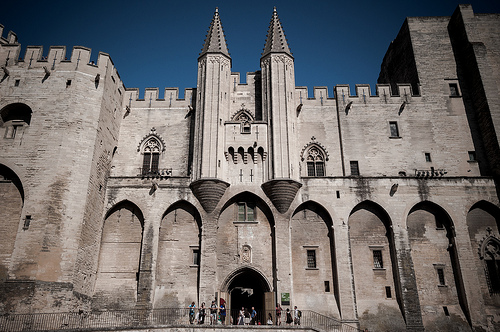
241;245;251;263
190;178;230;213
261;179;302;214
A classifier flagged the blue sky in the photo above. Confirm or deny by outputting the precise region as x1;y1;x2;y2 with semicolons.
1;0;499;98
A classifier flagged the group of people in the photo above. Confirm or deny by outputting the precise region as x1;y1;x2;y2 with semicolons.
236;306;256;325
188;301;300;326
276;303;301;326
188;300;226;325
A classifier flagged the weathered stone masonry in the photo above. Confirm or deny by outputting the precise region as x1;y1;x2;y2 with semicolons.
0;4;499;332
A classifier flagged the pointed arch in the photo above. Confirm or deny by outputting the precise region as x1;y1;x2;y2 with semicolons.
301;142;328;177
137;128;166;176
155;200;202;307
217;192;275;303
0;164;24;281
348;200;405;331
291;201;340;317
480;236;500;294
220;266;272;293
231;109;255;122
408;200;471;329
94;200;144;309
467;200;500;297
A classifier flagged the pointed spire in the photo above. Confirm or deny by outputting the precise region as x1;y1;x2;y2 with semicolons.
261;7;292;58
200;7;230;58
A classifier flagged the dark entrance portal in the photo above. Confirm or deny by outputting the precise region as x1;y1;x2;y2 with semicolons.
228;268;269;325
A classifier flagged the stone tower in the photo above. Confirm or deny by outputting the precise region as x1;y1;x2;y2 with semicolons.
191;8;231;213
260;8;301;214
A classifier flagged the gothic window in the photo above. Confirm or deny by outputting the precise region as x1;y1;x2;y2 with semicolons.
306;147;325;177
483;238;500;294
236;202;255;222
142;138;161;175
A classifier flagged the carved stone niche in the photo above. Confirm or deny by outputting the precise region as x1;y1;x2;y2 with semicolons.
241;245;252;264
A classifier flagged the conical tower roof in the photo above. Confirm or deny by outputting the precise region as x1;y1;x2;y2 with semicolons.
261;7;292;58
200;8;230;59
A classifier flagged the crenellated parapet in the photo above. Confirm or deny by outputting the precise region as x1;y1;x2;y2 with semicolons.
294;83;422;109
0;35;124;93
0;24;17;45
123;87;196;109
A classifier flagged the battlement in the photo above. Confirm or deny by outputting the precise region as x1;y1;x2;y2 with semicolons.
124;87;196;108
0;24;18;45
295;83;421;105
0;37;122;87
231;71;260;87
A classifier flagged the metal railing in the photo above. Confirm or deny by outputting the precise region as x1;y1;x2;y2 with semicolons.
138;168;172;178
0;308;361;332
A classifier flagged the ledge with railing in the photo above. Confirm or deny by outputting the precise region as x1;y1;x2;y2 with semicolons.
138;168;172;179
0;308;362;332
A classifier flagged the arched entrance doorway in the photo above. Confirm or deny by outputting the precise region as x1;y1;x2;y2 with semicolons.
221;267;273;325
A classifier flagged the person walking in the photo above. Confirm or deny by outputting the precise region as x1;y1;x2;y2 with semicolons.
285;308;293;325
276;303;282;325
250;306;257;325
294;306;301;326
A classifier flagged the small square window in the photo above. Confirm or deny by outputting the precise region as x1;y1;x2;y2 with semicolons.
66;79;72;87
307;250;317;269
241;122;251;134
468;151;476;162
350;161;359;176
23;215;32;230
14;79;20;87
425;153;432;162
373;250;383;269
192;249;200;266
236;202;255;222
449;83;459;97
389;122;399;137
385;286;392;298
324;281;330;292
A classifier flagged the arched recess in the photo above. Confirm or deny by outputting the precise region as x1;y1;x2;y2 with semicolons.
0;164;24;281
291;201;340;318
0;103;32;139
407;201;471;330
94;200;144;309
154;200;202;308
348;201;405;331
217;192;276;316
220;266;272;324
466;201;500;308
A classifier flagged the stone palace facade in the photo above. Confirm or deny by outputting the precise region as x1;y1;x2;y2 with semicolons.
0;4;499;332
